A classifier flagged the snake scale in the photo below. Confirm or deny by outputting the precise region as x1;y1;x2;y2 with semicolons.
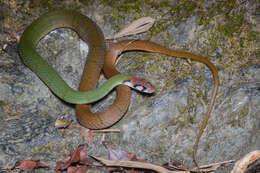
18;10;219;167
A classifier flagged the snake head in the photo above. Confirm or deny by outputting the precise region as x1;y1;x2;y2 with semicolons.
123;77;155;93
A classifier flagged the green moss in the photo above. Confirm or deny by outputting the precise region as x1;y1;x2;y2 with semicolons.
160;102;195;134
100;0;143;18
226;103;249;128
170;0;199;22
194;1;257;84
32;142;73;156
100;0;173;15
0;1;4;7
150;21;170;37
32;143;55;154
199;0;239;26
99;1;257;138
249;30;258;41
217;13;244;37
78;0;93;6
238;105;249;126
0;101;22;121
100;0;173;37
0;101;5;121
27;0;83;12
100;0;149;31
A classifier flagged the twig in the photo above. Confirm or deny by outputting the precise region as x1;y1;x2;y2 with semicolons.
191;160;234;172
91;156;188;173
92;156;235;173
91;129;121;133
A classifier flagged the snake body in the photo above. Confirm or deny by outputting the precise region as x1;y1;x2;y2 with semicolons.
19;10;219;167
18;10;154;104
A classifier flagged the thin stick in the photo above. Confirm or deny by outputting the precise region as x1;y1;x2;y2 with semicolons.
91;156;188;173
91;129;120;133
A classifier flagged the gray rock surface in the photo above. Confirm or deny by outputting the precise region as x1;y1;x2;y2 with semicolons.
0;0;259;172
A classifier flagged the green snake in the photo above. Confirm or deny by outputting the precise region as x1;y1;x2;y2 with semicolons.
18;10;154;105
18;10;219;168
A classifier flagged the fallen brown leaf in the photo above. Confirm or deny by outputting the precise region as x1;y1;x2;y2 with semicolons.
55;145;95;172
67;166;89;173
55;147;80;171
79;145;92;165
16;160;49;171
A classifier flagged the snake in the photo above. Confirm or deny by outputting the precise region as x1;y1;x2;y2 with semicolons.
18;10;154;104
18;10;219;167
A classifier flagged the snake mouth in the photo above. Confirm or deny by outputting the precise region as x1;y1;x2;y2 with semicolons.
123;77;155;94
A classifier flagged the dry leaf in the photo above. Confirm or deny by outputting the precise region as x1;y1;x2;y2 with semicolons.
55;147;80;171
91;156;185;173
55;118;73;128
107;17;155;39
231;150;260;173
67;166;89;173
55;145;94;172
16;160;49;171
79;145;92;165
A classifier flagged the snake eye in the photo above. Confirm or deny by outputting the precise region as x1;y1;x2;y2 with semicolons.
123;77;155;93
